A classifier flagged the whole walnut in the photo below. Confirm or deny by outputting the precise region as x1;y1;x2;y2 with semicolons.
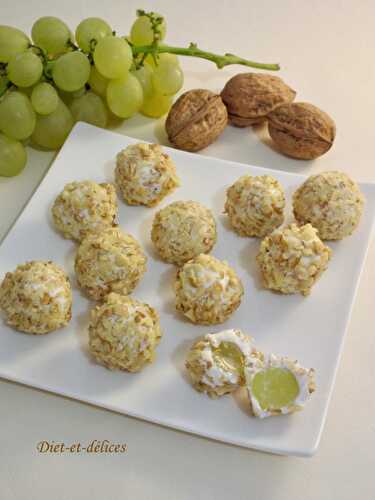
267;102;336;160
221;73;296;127
165;89;228;152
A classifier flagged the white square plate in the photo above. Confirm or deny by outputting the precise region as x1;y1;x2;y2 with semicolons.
1;123;374;457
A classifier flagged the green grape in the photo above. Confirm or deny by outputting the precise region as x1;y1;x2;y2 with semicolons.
52;51;90;92
0;133;27;177
145;52;178;69
7;51;43;88
251;368;300;411
106;73;143;118
31;17;71;55
70;91;108;128
31;82;59;115
93;36;132;79
0;26;30;63
75;17;112;53
88;65;108;97
132;64;153;99
130;13;166;46
140;92;173;118
152;56;184;95
31;99;74;150
0;91;36;140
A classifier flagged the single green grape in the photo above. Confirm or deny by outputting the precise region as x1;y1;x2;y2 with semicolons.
213;342;245;377
93;36;132;79
130;13;166;46
31;16;71;55
0;133;27;177
88;65;109;97
0;91;36;140
7;51;43;88
132;64;153;99
152;56;184;95
0;26;30;63
251;367;300;411
52;51;90;92
31;82;59;115
106;73;143;118
70;91;108;128
31;98;74;150
75;17;112;53
145;52;178;69
140;92;173;118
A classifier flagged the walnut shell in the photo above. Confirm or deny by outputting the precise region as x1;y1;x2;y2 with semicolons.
221;73;296;127
267;102;336;160
165;89;228;152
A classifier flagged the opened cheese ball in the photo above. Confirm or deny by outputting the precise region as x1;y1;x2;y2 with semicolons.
225;175;285;237
293;171;365;240
115;143;180;207
151;201;217;265
175;254;243;325
257;223;331;296
52;180;118;241
88;293;162;372
75;227;147;301
245;354;316;418
0;260;72;334
186;329;257;398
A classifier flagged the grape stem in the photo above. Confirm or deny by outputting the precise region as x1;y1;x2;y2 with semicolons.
131;42;280;71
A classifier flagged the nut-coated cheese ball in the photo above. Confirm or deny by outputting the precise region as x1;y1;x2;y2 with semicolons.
52;180;118;241
225;175;285;237
88;293;162;372
257;223;331;296
293;171;364;240
245;354;316;418
151;200;217;265
75;227;147;301
0;260;72;334
115;143;180;207
175;254;244;325
185;329;257;398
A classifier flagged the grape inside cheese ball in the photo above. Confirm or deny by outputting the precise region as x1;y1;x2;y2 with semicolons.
88;293;162;372
186;329;257;398
0;261;72;334
293;171;365;240
115;143;180;207
52;180;118;241
151;201;217;265
225;175;285;237
245;354;316;418
75;227;147;301
175;254;244;325
257;223;331;296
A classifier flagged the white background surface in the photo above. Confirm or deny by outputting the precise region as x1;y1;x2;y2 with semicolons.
0;1;374;499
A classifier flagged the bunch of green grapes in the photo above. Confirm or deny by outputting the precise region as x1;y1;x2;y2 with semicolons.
0;12;184;177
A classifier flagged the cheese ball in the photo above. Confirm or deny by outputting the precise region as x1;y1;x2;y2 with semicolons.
75;227;147;301
245;354;316;418
52;180;118;241
115;143;180;207
293;171;365;240
151;201;217;266
175;254;244;325
0;261;72;334
225;175;285;237
257;223;331;296
185;329;258;398
88;293;162;372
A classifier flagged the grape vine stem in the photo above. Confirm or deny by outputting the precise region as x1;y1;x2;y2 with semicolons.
131;43;280;71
